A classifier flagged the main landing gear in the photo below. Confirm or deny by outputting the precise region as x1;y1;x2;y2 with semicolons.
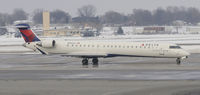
82;58;99;67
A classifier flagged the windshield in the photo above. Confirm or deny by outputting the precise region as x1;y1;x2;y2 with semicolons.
169;45;181;49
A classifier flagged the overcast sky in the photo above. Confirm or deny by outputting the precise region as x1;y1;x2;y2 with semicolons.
0;0;199;16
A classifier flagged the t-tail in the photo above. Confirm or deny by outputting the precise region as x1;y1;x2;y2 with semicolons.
16;23;40;42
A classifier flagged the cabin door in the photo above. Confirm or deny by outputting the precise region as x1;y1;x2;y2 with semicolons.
159;48;165;55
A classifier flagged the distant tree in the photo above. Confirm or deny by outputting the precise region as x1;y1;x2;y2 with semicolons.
152;8;168;25
50;10;71;24
0;9;27;25
186;7;200;24
32;9;43;24
74;5;99;27
132;9;153;25
11;9;28;22
77;5;96;17
101;11;127;24
0;13;9;26
116;26;124;35
0;28;7;35
165;6;187;24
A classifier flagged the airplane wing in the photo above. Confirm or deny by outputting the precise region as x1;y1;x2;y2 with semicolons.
61;52;108;58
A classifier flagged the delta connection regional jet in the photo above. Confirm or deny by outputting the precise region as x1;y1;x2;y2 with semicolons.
16;23;190;66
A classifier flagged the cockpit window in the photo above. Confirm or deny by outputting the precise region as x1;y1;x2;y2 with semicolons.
169;46;181;49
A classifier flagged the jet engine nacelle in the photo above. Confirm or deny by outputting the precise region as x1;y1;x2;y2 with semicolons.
38;40;56;48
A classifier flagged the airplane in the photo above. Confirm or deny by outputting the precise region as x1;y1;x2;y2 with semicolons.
15;23;190;66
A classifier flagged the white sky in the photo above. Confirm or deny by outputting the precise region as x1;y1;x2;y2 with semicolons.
0;0;199;16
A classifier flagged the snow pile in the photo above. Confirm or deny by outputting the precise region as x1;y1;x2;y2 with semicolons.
0;37;33;53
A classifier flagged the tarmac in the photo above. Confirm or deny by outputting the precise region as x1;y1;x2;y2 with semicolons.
0;53;200;95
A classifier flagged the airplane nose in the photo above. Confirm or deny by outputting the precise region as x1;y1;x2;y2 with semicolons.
176;50;190;57
182;51;190;56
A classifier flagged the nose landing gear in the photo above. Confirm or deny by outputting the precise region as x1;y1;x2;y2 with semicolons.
176;56;189;65
176;58;181;65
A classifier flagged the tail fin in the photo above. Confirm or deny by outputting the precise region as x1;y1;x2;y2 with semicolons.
16;23;40;42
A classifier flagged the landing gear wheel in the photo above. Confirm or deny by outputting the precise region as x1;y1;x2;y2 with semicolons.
92;58;99;67
82;58;88;66
176;58;181;65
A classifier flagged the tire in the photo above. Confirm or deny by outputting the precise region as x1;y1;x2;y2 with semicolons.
82;59;88;66
176;58;181;65
92;58;99;66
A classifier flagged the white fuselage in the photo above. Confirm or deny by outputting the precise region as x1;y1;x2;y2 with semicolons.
24;39;190;58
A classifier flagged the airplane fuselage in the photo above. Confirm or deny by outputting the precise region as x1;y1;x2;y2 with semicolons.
25;39;190;59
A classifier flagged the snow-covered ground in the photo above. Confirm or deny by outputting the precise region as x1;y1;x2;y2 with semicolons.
0;36;24;45
0;36;33;53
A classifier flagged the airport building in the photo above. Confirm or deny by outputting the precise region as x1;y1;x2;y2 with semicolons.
186;26;200;34
100;26;200;36
42;11;83;37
